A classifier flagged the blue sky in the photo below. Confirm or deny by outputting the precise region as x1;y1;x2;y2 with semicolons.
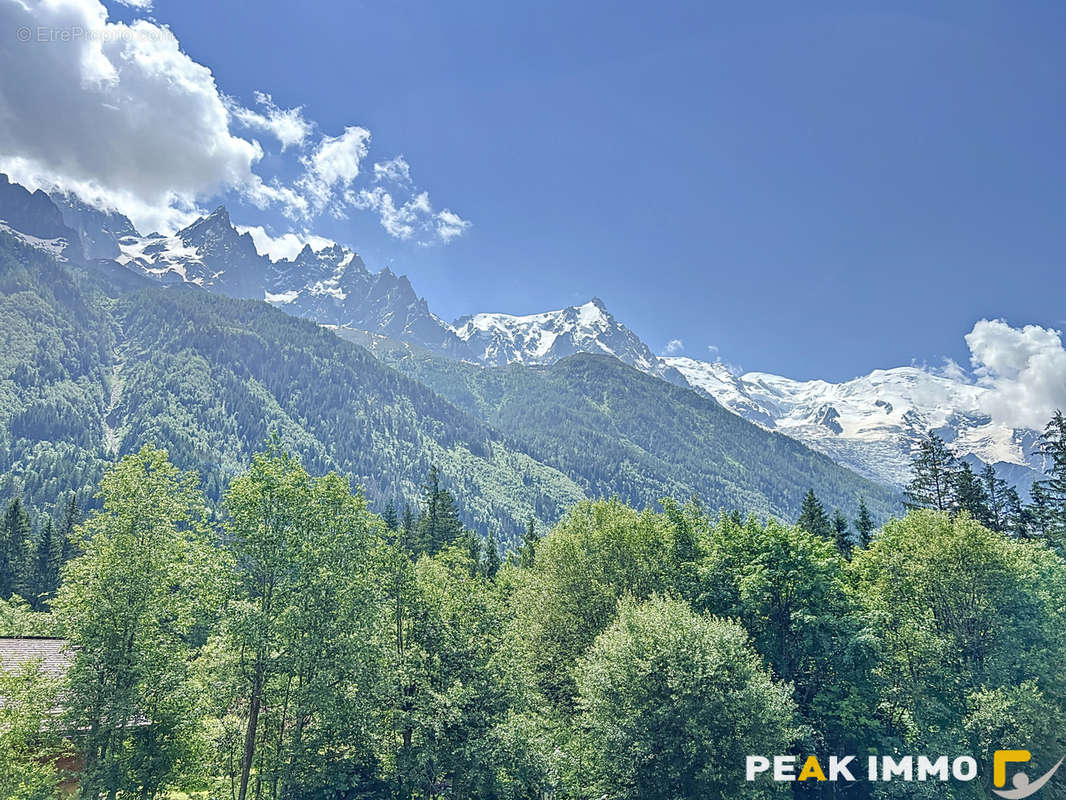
18;0;1066;380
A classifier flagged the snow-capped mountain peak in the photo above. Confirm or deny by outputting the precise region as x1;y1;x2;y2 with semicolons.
0;175;1043;494
665;357;1043;489
449;297;685;384
453;299;613;363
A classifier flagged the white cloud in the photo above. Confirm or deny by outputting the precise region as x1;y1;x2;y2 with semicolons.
0;0;469;243
352;186;470;244
373;155;412;186
111;0;153;7
435;208;471;243
662;338;684;355
0;0;266;233
966;319;1066;431
297;126;371;215
229;91;313;151
938;358;968;382
237;225;335;262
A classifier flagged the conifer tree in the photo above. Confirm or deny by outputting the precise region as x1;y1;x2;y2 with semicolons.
906;433;959;511
854;496;875;548
518;515;539;568
1034;410;1066;543
796;489;831;538
401;503;415;552
1029;483;1055;540
954;461;991;524
416;466;465;555
832;508;852;558
981;464;1009;533
58;494;80;564
1003;486;1031;539
483;529;502;579
0;499;31;599
30;517;62;609
382;499;398;531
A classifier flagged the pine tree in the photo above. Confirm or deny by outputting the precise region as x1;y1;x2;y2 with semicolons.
0;499;31;599
1029;483;1055;540
30;517;63;609
906;433;959;511
58;494;80;564
832;508;852;558
400;503;415;552
854;496;875;548
1034;410;1066;543
1003;486;1031;539
382;499;398;531
416;466;465;555
980;464;1009;532
461;529;482;570
518;515;539;568
797;490;831;538
483;529;502;579
954;462;991;524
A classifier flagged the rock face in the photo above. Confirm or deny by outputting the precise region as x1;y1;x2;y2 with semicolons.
48;191;138;260
0;174;77;242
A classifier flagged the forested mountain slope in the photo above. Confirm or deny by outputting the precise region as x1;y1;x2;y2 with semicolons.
1;226;899;538
338;329;902;521
0;230;585;539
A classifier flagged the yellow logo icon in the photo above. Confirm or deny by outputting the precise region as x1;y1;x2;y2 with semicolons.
993;750;1064;799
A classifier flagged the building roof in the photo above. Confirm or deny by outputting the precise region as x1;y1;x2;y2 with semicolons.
0;637;72;679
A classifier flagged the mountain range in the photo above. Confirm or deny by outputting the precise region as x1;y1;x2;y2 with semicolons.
0;173;1041;515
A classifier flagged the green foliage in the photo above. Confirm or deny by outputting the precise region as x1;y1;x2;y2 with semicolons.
1034;410;1066;547
905;433;958;512
378;544;540;799
0;661;63;800
571;595;799;800
52;445;222;799
205;445;383;800
832;507;853;558
0;595;55;637
797;489;831;538
852;510;1066;790
510;499;679;709
854;495;875;547
697;514;882;759
0;498;31;598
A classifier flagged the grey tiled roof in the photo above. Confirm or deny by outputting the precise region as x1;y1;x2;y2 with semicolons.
0;637;72;679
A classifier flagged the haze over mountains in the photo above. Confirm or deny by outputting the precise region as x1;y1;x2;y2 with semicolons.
0;173;1044;499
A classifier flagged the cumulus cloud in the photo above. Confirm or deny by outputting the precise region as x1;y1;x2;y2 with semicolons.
297;126;371;215
373;155;412;186
229;91;313;151
0;0;470;243
352;186;470;245
662;338;684;355
966;319;1066;431
0;0;266;233
237;225;335;262
435;208;472;242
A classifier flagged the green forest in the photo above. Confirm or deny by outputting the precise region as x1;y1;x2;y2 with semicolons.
4;226;1066;799
0;228;899;550
2;407;1066;800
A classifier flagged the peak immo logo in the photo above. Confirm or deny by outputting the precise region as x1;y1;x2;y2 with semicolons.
747;750;1063;797
992;750;1064;799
